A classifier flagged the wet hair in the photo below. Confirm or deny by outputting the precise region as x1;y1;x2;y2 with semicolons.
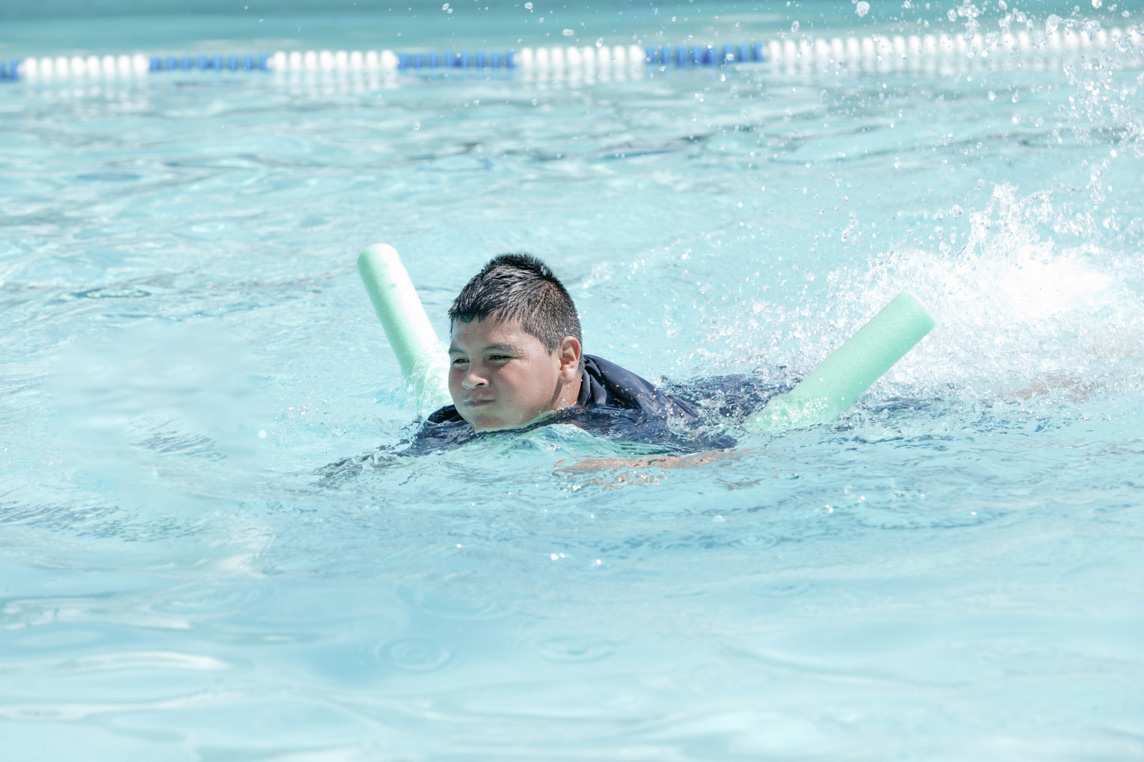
449;253;582;354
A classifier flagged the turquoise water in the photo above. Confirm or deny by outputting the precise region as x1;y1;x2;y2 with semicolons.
3;2;1144;759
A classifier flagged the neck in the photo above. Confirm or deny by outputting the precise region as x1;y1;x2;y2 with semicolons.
548;369;582;414
560;371;583;409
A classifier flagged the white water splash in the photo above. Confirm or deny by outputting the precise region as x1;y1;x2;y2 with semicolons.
825;184;1144;402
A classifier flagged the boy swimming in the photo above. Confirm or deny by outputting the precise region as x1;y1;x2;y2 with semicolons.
346;245;933;466
423;253;702;434
319;250;737;482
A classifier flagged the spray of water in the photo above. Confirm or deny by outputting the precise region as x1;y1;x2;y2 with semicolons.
696;5;1144;415
827;184;1144;404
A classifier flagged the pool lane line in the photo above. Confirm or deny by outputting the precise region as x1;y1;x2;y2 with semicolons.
4;27;1142;83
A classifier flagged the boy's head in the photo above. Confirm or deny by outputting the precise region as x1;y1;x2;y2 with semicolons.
448;254;582;351
447;254;583;431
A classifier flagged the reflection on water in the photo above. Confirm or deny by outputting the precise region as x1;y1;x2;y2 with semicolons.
2;4;1144;759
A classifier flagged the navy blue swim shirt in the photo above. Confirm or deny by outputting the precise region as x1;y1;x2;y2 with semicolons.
403;355;782;454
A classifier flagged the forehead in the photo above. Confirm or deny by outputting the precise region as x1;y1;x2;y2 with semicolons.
449;316;545;350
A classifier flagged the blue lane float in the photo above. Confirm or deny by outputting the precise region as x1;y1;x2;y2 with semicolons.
5;28;1140;83
149;53;267;72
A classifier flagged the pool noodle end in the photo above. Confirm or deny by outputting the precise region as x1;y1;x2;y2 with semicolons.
357;243;451;411
745;291;935;434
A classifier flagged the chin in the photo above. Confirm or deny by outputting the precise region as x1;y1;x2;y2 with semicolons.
465;411;530;432
463;412;508;432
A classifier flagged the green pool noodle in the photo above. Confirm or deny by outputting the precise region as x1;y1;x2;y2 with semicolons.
745;291;935;433
357;243;451;410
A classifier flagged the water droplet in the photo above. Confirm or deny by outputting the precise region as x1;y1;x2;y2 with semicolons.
562;28;574;37
856;1;870;17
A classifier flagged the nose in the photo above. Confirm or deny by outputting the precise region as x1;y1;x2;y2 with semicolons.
461;367;488;390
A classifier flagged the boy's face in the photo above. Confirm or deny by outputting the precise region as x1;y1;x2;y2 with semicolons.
448;316;580;431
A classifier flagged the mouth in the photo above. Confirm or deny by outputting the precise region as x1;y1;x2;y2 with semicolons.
463;398;494;407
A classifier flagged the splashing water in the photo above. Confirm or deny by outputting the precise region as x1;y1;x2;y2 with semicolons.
826;184;1144;403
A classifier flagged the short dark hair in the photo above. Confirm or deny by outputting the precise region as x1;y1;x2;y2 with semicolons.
449;253;582;353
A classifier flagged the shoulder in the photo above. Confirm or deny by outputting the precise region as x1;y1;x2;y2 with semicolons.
582;355;700;421
399;405;477;452
426;404;464;424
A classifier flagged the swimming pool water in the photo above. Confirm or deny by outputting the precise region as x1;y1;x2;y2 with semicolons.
3;2;1144;759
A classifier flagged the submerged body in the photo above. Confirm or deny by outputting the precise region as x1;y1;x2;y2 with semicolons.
320;361;776;481
406;357;782;455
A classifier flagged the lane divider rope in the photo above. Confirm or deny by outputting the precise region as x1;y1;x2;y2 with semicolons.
3;27;1142;83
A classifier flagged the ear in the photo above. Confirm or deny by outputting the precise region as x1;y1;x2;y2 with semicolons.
556;336;582;382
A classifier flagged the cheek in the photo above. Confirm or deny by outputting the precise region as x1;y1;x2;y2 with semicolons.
447;367;468;397
520;362;557;398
